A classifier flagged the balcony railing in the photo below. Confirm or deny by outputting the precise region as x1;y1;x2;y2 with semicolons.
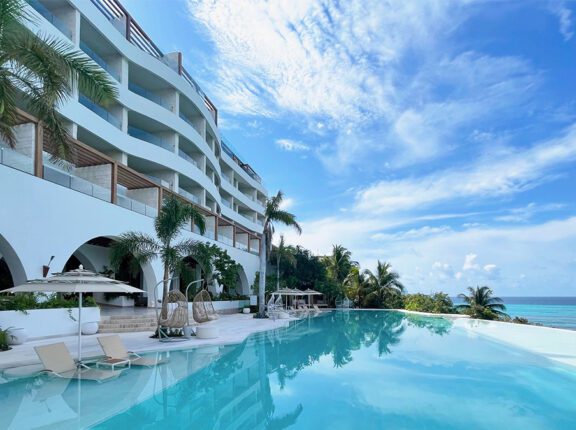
144;174;172;188
80;42;120;81
221;198;232;209
177;149;198;168
235;242;248;252
0;146;34;175
89;0;217;123
179;112;203;136
178;187;200;204
43;164;111;202
218;235;234;246
128;82;168;109
221;140;262;184
27;0;72;39
116;194;158;218
79;94;122;129
128;126;173;152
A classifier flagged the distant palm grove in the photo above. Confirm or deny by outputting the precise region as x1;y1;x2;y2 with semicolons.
263;242;528;323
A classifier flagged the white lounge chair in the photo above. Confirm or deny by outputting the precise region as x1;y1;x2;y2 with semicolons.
98;335;167;367
35;342;120;382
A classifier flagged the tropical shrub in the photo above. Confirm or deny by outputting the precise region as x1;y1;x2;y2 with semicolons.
404;292;455;314
0;326;12;351
0;293;97;312
456;286;508;320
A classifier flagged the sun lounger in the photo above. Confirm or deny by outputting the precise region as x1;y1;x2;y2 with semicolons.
98;335;167;367
313;304;321;311
35;342;120;382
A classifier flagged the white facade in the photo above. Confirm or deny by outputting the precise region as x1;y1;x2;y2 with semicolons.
0;0;266;302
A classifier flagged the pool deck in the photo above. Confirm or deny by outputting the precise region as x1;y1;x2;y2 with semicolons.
0;313;297;377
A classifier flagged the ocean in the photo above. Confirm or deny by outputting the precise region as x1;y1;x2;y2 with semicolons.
452;297;576;330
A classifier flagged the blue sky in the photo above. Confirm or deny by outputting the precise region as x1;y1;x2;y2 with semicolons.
122;0;576;296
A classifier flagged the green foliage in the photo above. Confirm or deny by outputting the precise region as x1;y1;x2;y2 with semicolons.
0;293;97;312
258;190;302;315
251;272;276;296
357;261;404;309
404;293;455;314
111;196;206;317
0;0;118;160
213;291;249;301
323;245;356;285
456;286;509;320
0;326;13;351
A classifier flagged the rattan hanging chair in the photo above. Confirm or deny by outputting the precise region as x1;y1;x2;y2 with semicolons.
192;289;219;323
158;290;189;329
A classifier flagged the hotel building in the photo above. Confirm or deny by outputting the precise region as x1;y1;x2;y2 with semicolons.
0;0;266;303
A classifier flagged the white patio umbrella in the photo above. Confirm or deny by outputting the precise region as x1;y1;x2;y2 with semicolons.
2;265;143;363
303;288;323;306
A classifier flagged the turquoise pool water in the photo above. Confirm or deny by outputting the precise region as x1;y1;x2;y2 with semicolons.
2;311;576;429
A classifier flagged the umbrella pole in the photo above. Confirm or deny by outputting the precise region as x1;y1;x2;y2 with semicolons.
78;292;83;364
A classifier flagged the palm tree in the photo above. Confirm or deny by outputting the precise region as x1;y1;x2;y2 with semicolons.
111;196;205;318
456;286;508;319
270;235;296;291
360;261;404;308
1;0;117;159
258;191;301;316
324;245;355;284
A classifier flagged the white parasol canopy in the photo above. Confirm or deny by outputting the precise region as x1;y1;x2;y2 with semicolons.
2;265;143;362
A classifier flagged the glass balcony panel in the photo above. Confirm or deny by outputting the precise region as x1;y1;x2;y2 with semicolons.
128;126;173;152
79;95;121;129
0;146;34;174
80;42;120;81
177;149;198;167
26;0;72;39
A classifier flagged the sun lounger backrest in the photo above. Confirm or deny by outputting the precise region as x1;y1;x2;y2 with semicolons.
35;343;76;374
98;335;129;359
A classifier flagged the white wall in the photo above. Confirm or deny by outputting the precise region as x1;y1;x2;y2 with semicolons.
0;166;260;302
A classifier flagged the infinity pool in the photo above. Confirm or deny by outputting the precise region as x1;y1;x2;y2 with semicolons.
2;311;576;429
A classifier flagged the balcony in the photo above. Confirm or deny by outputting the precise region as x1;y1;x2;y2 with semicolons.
179;112;203;136
128;126;173;152
221;140;262;184
43;160;111;202
0;145;34;175
177;149;198;168
144;174;172;188
27;0;72;39
129;82;168;109
221;198;232;209
218;234;234;246
116;194;157;217
80;42;120;82
178;187;200;204
79;94;121;129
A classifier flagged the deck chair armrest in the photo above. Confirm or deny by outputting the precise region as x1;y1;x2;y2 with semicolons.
128;351;143;359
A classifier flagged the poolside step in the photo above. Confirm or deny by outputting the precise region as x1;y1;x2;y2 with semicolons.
98;315;158;333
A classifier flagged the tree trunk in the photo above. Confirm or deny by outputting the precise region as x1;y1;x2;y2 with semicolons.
258;233;267;315
276;255;280;292
161;264;170;319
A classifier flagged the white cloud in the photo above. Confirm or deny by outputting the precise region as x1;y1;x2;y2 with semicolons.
552;2;574;41
495;202;566;223
462;253;480;271
276;139;310;152
187;0;541;170
279;197;294;210
354;124;576;214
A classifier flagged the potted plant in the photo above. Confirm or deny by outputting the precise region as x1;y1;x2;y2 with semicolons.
0;326;14;351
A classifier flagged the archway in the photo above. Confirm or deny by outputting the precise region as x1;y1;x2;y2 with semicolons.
0;234;27;290
236;265;250;296
62;236;153;306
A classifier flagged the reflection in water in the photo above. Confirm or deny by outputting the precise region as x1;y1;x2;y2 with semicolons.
4;310;576;429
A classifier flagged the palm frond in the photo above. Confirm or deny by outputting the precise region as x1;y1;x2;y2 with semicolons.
110;232;160;272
